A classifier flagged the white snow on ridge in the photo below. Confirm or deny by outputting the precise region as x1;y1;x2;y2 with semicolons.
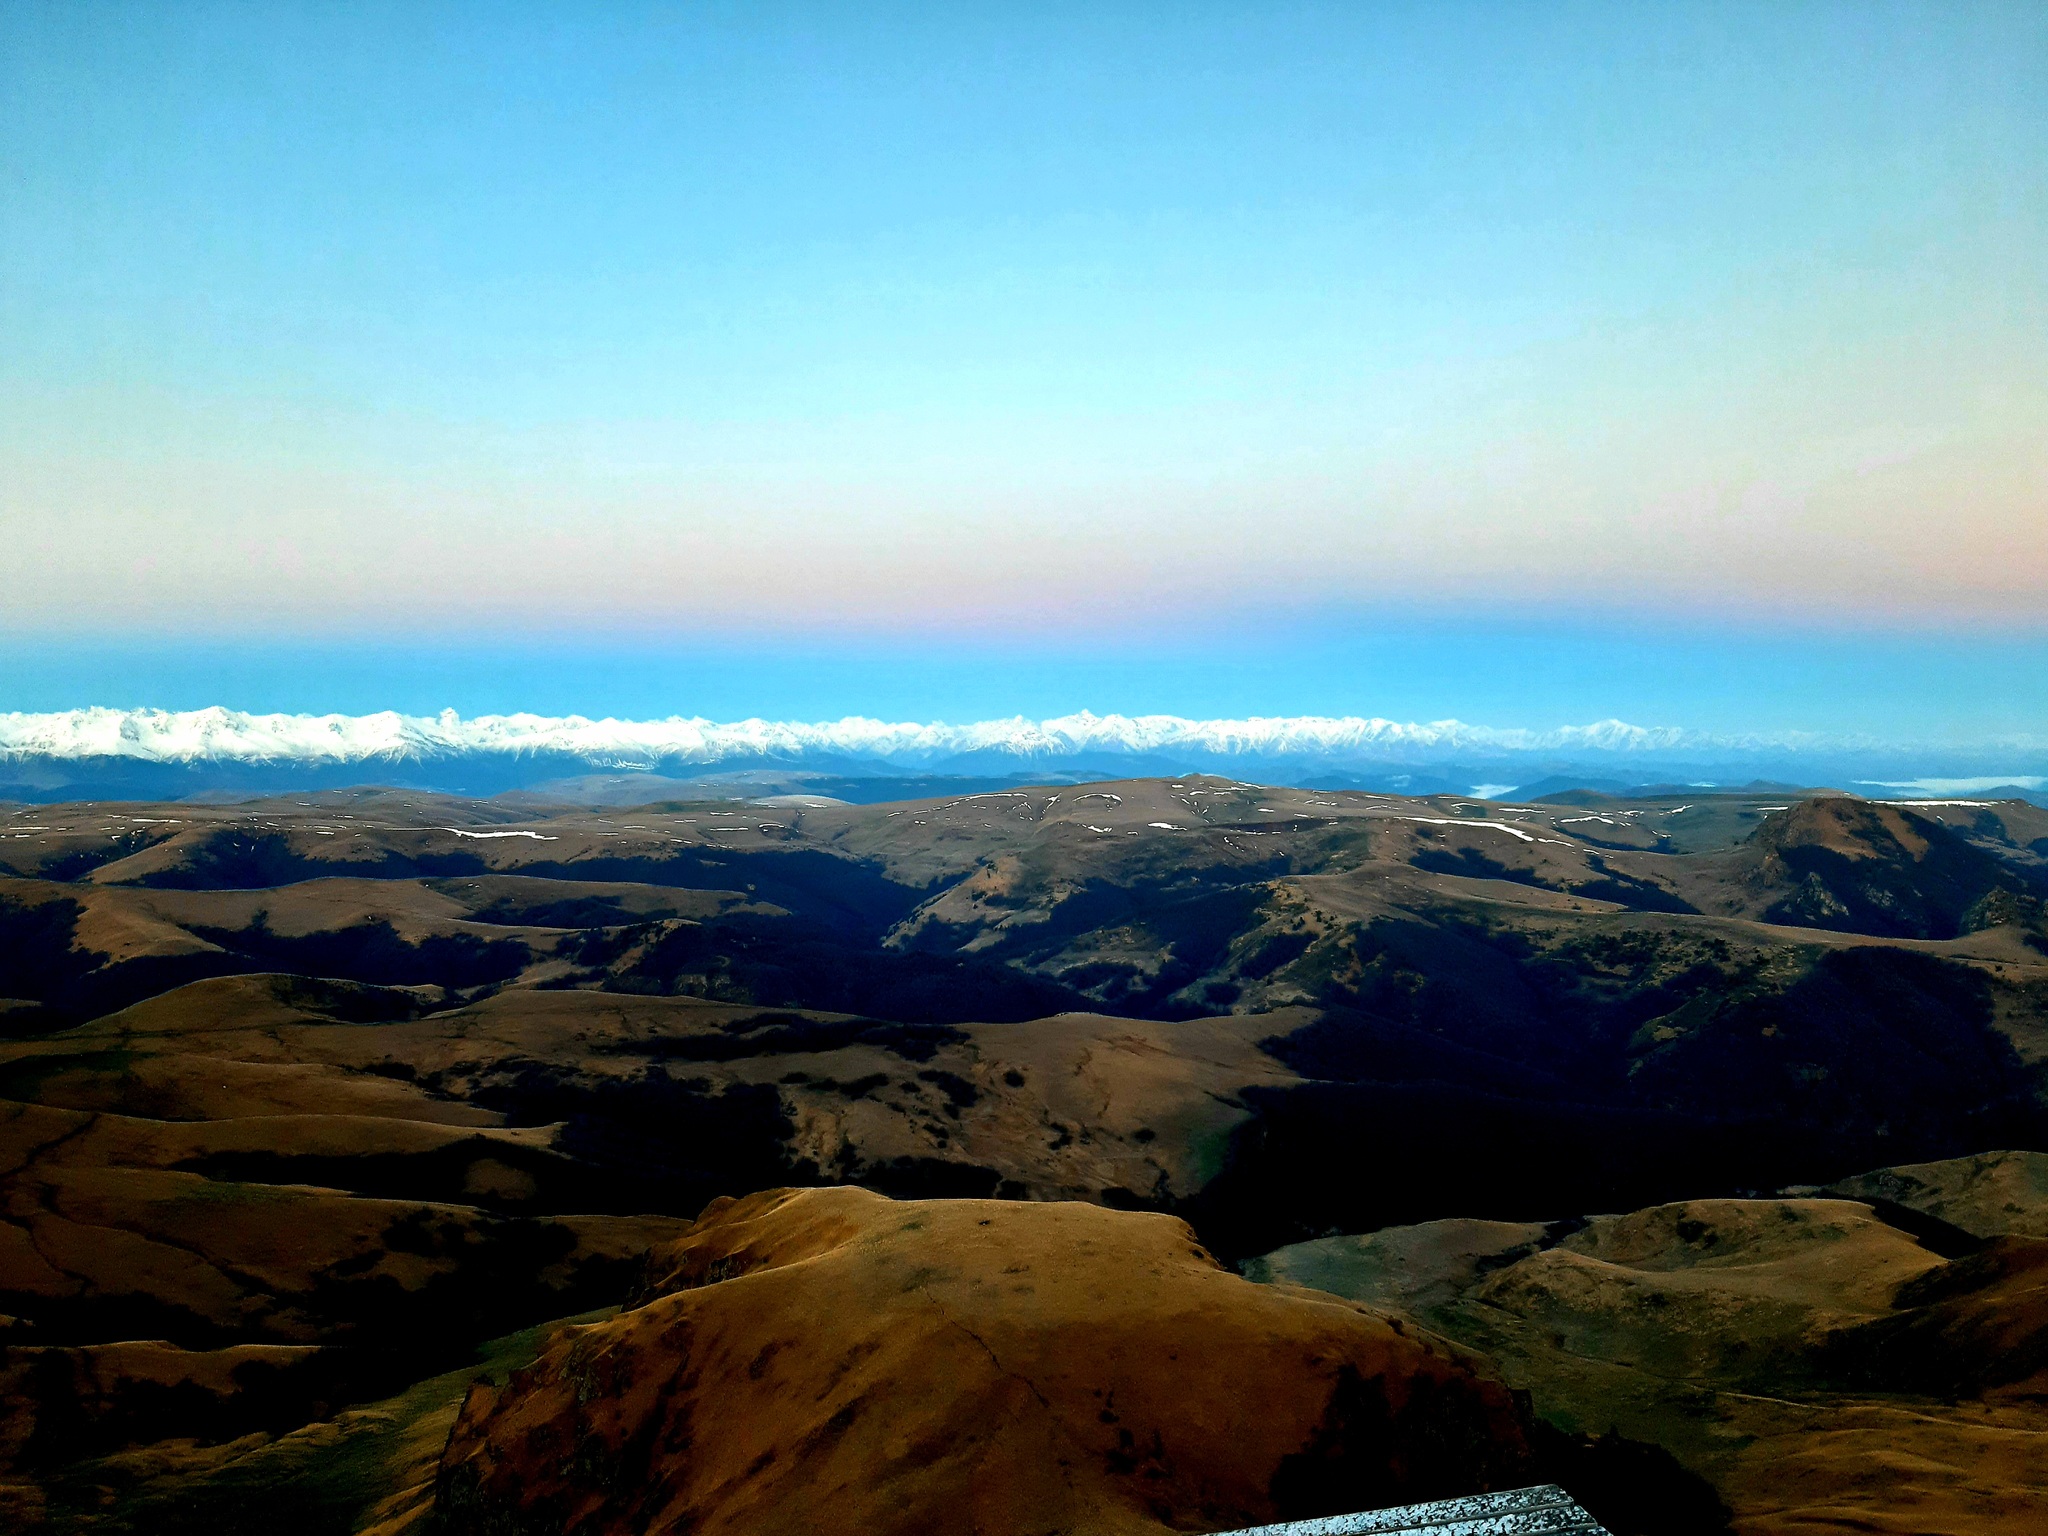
0;705;1863;768
1399;817;1573;846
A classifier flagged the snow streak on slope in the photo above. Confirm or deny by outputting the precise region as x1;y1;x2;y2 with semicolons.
1;706;1793;766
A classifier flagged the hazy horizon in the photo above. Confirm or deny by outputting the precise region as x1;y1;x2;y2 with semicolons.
7;702;2047;813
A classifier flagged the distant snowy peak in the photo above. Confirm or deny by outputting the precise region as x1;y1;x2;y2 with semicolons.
0;706;1796;767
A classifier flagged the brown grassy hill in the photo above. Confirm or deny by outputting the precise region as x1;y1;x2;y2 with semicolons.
0;972;1322;1516
1824;1149;2048;1239
433;1186;1534;1536
10;779;2044;1256
0;1307;609;1535
2;781;2047;1530
1821;1235;2048;1399
1705;797;2047;939
1245;1162;2048;1535
0;973;1306;1212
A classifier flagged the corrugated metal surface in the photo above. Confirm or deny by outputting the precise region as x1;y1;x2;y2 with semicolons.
1207;1484;1611;1535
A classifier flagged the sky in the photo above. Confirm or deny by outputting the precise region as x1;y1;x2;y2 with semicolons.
2;2;2044;735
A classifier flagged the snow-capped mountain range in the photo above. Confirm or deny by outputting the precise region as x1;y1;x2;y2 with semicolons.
1;706;1757;765
2;707;2042;803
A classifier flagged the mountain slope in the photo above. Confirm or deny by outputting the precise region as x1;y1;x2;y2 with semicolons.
434;1186;1534;1536
1245;1158;2048;1536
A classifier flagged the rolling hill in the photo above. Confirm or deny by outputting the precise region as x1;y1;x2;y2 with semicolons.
2;777;2046;1530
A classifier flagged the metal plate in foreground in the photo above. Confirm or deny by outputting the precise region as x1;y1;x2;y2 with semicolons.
1205;1484;1610;1536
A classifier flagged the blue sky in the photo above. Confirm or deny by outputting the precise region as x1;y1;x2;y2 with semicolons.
3;2;2043;734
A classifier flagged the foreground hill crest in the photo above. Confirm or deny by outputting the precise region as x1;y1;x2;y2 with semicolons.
433;1186;1534;1536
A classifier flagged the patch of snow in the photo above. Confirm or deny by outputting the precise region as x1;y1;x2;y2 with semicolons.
1399;816;1574;847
